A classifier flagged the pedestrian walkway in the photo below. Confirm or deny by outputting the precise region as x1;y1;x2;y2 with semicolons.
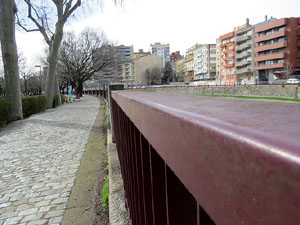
0;95;100;225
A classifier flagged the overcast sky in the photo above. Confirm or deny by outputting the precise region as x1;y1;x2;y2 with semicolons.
16;0;300;67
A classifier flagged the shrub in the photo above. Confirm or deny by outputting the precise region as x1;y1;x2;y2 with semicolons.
0;99;12;126
101;176;109;212
22;95;47;118
60;94;65;104
52;94;60;108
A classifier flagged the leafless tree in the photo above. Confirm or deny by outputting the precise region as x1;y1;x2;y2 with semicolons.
58;28;117;97
16;0;123;108
145;67;162;85
0;0;23;119
283;64;294;79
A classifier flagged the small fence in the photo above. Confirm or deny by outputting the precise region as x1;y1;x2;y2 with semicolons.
110;89;300;225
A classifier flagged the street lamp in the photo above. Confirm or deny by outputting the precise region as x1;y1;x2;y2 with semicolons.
35;65;42;94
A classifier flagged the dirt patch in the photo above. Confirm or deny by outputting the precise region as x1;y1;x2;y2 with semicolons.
61;98;109;225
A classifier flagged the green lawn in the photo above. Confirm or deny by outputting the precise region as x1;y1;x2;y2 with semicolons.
195;94;300;103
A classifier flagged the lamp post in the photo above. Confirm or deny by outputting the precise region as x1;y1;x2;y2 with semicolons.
35;65;42;94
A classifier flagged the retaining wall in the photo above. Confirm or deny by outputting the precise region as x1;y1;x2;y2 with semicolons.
146;85;300;99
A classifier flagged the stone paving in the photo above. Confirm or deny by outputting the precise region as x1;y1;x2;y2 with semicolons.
0;95;100;225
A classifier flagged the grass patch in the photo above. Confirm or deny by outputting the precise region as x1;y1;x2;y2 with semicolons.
101;176;109;212
104;105;108;129
195;94;300;103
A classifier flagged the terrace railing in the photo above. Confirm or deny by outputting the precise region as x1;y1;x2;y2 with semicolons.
111;90;300;225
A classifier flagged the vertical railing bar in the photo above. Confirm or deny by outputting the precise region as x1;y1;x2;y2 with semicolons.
165;163;170;225
128;117;138;225
149;145;156;225
131;122;143;225
134;126;146;225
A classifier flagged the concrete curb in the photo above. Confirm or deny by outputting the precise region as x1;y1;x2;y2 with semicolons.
107;128;131;225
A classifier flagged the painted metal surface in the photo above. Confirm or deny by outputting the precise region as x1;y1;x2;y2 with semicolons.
112;91;300;225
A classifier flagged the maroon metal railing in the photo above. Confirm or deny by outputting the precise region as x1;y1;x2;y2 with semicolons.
112;90;300;225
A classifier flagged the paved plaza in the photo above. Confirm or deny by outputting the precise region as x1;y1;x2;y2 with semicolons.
0;95;100;225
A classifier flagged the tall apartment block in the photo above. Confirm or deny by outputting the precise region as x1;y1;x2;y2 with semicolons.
216;38;221;84
150;42;170;67
183;44;199;83
116;45;134;83
254;17;300;82
235;20;255;84
193;44;216;81
219;32;236;85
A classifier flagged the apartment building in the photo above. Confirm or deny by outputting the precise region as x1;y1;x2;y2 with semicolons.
219;32;236;85
193;44;217;81
183;45;200;83
134;54;163;86
254;17;300;82
150;42;170;67
175;57;185;82
216;38;221;84
235;20;255;84
132;49;150;60
116;45;134;83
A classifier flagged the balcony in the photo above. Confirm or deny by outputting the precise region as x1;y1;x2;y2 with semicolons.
236;51;251;59
236;43;252;51
254;63;284;70
255;41;287;53
236;60;250;67
255;30;287;43
254;53;285;62
236;35;251;43
236;66;252;74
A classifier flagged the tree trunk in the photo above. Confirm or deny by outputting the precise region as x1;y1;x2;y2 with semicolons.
78;80;83;97
0;0;23;120
45;22;64;108
54;71;61;105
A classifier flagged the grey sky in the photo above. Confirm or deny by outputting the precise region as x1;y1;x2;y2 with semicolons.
16;0;300;65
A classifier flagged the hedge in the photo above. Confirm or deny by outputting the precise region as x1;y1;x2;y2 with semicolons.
22;95;47;118
0;99;12;126
52;94;65;108
1;94;65;126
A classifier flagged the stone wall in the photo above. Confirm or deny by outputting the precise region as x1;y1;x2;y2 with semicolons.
146;85;300;99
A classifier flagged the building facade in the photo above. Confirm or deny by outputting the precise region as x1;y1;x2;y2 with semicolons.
116;45;134;84
254;17;300;82
193;44;216;81
175;57;185;82
235;21;256;84
219;32;236;85
216;38;221;84
134;55;163;86
150;42;170;67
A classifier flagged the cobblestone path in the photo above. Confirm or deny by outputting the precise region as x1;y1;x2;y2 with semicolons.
0;95;100;225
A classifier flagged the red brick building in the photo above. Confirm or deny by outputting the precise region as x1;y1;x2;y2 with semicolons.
254;17;300;82
219;32;236;85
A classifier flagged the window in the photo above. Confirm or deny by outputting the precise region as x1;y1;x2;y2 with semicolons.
278;59;284;64
297;58;300;63
228;45;233;50
278;26;285;31
228;52;233;57
258;42;264;47
228;60;233;64
278;37;285;42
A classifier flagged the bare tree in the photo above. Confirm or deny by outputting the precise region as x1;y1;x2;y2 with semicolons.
283;64;294;79
58;28;117;97
0;0;23;119
145;67;162;85
16;0;123;108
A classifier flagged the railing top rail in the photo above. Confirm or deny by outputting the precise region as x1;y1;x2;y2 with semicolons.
112;90;300;225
